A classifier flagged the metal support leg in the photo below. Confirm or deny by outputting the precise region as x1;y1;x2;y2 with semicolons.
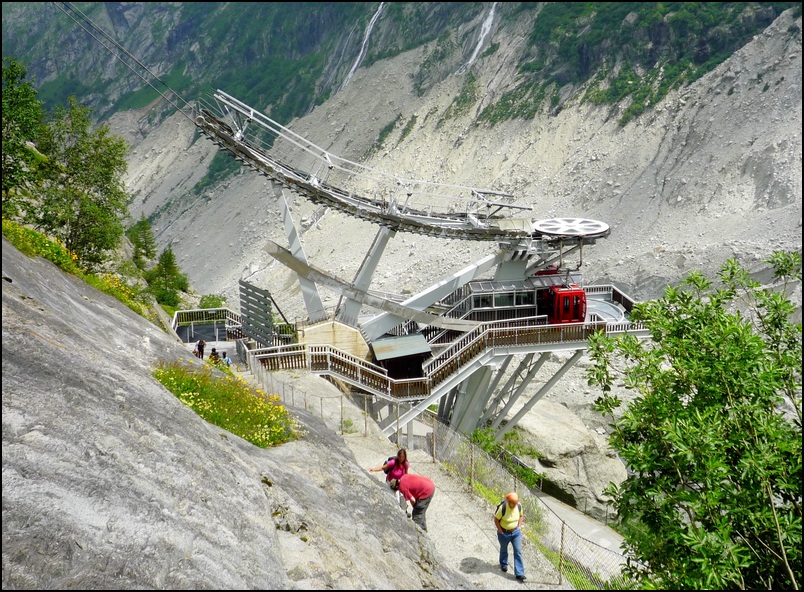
336;226;395;327
477;355;519;425
453;365;494;435
490;353;548;430
493;349;585;442
278;189;328;323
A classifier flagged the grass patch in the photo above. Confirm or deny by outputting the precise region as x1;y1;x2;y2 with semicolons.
3;218;145;316
342;418;358;434
154;361;301;448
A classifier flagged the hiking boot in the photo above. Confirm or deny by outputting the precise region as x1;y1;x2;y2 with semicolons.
500;565;508;572
516;575;527;582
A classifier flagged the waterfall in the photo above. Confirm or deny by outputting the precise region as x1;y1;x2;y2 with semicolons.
465;2;497;69
341;2;385;90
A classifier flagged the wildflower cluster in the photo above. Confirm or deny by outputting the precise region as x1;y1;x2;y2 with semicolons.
2;218;82;274
86;273;142;315
153;361;300;448
3;218;149;318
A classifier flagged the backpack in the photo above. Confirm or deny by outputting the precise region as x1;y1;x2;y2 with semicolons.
382;457;396;475
496;499;522;518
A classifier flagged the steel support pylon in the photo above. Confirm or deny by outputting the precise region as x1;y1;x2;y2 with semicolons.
335;226;395;327
278;189;328;323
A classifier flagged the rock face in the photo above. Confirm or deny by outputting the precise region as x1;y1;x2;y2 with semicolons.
1;238;472;590
516;400;626;522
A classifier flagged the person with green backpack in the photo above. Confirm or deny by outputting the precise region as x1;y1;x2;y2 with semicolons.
493;492;526;582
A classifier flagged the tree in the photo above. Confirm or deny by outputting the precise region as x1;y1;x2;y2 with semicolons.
34;96;129;270
127;213;158;269
2;57;44;216
587;252;802;590
146;246;189;306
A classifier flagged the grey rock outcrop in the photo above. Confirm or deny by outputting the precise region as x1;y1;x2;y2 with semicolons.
516;400;626;522
1;238;472;589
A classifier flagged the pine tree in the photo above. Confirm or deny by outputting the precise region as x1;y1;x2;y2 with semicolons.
127;213;157;269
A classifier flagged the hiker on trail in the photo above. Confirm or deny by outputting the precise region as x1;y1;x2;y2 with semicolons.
393;473;435;532
221;351;233;367
196;338;206;359
369;448;409;487
494;492;526;582
369;449;410;506
208;347;220;363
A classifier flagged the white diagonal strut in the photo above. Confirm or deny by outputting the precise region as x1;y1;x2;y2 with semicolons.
278;190;328;323
264;241;480;332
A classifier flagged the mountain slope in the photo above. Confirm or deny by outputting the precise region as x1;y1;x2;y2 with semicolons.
116;6;802;315
1;237;473;589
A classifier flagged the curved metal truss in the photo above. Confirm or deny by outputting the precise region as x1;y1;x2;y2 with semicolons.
195;90;610;243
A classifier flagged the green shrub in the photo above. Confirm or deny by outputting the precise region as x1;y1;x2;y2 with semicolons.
153;286;180;307
199;293;227;309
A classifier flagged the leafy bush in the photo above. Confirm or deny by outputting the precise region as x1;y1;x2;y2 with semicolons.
152;286;180;307
588;252;802;590
153;361;301;448
199;293;227;309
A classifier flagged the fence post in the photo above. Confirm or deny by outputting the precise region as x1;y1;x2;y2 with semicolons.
396;403;400;445
320;398;323;419
558;522;565;585
469;445;474;492
340;396;344;435
304;388;308;412
432;416;436;463
363;395;368;436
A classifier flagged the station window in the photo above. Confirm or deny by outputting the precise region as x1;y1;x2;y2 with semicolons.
494;292;514;308
474;294;493;308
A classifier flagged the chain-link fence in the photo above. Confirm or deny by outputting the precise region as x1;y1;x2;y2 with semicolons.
429;415;635;589
246;364;638;589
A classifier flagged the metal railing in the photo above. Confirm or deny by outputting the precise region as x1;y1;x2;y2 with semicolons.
172;307;244;342
243;316;647;405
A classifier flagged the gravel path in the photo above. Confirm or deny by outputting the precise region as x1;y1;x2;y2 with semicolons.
237;364;574;589
344;433;570;590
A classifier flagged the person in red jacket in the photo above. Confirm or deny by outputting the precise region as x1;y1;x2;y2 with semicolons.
392;473;435;532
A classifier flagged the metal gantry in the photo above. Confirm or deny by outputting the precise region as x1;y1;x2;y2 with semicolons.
194;90;647;441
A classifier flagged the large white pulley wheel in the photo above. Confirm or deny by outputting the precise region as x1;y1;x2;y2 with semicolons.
532;218;610;238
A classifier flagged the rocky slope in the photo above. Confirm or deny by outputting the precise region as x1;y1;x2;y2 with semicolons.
1;238;475;590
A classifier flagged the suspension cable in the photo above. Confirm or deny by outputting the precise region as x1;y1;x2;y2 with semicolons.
53;2;196;123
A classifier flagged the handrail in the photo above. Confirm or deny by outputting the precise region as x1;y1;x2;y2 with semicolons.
171;307;241;332
245;316;648;403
